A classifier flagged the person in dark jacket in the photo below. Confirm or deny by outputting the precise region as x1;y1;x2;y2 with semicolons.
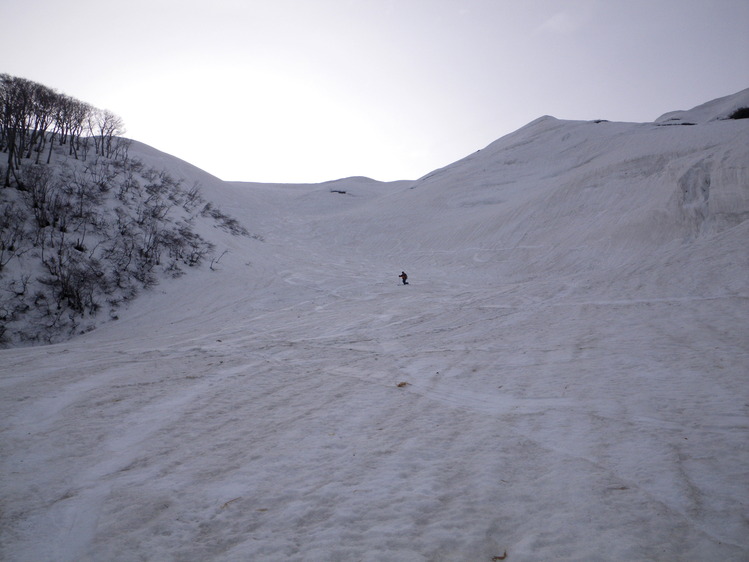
399;271;409;285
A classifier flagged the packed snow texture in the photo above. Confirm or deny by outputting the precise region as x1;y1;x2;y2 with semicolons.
2;89;749;561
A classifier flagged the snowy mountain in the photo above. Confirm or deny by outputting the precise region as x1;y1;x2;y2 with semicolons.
1;90;748;561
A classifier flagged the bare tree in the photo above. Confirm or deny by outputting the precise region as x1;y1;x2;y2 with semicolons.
0;202;28;270
26;82;57;162
1;75;34;186
87;108;125;158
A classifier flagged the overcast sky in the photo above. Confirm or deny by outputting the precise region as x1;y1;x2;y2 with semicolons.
3;0;748;183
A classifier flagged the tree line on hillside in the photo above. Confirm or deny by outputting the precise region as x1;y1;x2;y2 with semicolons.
0;74;254;346
1;73;126;187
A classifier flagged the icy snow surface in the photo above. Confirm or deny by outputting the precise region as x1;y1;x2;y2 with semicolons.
2;91;749;561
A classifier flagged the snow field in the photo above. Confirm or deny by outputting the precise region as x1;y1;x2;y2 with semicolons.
2;90;748;560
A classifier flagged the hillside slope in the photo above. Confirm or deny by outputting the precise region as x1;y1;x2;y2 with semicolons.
1;90;748;561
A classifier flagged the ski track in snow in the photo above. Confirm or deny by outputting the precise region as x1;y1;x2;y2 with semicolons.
2;99;749;561
3;270;746;561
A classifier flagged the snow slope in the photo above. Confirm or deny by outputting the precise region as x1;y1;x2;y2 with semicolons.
1;91;748;561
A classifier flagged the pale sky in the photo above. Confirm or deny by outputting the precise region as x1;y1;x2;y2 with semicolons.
2;0;748;183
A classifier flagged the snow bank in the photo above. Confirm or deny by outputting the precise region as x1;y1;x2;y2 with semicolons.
655;87;749;124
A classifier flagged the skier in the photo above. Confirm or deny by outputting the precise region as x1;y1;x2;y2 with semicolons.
399;271;409;285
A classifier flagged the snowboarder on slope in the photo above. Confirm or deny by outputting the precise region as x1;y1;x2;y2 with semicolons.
399;271;409;285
